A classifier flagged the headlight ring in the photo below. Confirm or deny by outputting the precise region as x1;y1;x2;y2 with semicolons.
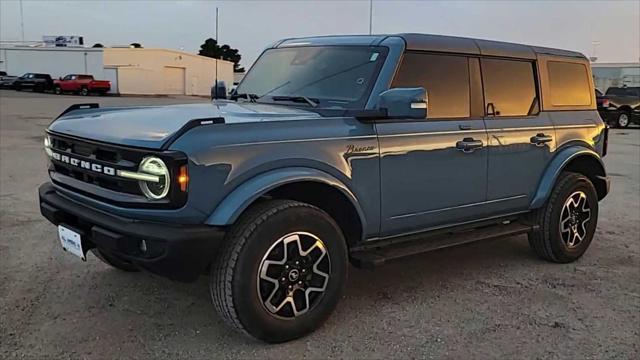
138;156;170;200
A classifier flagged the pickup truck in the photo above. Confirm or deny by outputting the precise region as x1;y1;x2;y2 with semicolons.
597;87;640;128
54;74;111;96
0;71;18;89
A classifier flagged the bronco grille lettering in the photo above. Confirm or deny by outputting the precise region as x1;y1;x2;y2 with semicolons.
51;151;116;176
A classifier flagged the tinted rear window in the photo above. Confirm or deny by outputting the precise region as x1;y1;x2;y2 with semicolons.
481;59;538;117
547;61;591;106
391;53;470;118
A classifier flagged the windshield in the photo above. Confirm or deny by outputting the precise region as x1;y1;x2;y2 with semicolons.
236;46;387;109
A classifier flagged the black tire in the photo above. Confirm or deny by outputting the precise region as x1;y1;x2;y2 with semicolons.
91;249;140;272
210;199;348;343
80;87;89;96
616;111;631;128
15;85;21;91
528;172;599;263
54;86;62;95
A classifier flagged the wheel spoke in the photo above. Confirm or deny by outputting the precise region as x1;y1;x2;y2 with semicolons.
257;232;331;319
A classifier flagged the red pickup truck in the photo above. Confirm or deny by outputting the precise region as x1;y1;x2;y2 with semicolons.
54;74;111;96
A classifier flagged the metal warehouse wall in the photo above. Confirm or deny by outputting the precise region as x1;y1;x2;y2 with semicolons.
0;47;104;79
103;48;234;96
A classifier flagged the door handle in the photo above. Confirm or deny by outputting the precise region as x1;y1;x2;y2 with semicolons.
456;137;484;153
530;133;553;146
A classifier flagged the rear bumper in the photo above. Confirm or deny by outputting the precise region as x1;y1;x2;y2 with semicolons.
39;182;224;282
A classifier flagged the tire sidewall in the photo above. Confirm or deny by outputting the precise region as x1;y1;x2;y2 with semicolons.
231;205;348;342
546;175;599;260
617;112;630;128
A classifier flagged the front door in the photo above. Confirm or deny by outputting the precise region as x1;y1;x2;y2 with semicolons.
480;58;556;214
377;53;489;236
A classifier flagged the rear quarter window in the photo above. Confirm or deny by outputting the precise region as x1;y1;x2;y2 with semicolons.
547;61;591;106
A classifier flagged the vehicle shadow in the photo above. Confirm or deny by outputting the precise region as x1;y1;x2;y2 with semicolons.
87;233;539;348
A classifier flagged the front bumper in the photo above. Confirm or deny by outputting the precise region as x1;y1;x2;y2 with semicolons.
39;182;224;282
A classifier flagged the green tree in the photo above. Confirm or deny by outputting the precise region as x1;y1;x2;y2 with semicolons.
198;38;245;73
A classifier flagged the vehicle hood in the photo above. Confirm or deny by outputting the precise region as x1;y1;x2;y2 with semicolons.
48;101;319;149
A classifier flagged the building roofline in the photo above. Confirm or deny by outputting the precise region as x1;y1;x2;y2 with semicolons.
104;47;235;65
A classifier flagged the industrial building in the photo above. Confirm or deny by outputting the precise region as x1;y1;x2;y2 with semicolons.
103;48;233;96
0;46;105;80
0;45;233;96
591;62;640;92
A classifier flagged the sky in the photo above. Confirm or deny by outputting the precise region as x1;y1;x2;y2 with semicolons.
1;0;638;68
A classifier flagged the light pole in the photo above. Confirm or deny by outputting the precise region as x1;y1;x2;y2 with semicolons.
368;0;373;35
19;0;25;42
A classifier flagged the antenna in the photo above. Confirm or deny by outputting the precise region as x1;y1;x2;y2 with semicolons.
215;7;219;91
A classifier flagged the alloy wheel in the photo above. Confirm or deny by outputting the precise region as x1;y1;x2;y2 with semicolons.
257;232;330;319
559;191;591;248
618;113;629;127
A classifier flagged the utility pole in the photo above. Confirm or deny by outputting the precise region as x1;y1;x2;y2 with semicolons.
368;0;373;35
19;0;25;42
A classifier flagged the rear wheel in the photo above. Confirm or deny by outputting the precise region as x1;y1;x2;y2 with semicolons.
91;249;140;272
616;111;630;128
528;172;598;263
210;200;348;343
80;87;89;96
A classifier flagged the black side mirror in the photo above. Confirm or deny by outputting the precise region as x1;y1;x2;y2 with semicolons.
378;87;428;119
211;80;227;100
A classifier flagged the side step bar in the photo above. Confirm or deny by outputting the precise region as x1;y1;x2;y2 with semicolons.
350;222;536;268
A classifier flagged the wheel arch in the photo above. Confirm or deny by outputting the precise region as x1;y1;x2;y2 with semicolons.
530;146;609;209
205;167;366;246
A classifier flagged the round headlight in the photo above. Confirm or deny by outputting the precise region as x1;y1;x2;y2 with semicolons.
138;156;170;200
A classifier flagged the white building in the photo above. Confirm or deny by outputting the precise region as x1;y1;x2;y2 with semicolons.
0;46;104;79
591;62;640;92
0;45;234;96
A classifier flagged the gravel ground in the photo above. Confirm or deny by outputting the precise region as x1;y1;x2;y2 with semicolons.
1;90;638;359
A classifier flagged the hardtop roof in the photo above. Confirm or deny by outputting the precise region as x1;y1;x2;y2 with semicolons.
276;33;586;60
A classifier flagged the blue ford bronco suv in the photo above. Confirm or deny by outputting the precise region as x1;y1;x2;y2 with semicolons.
39;34;610;342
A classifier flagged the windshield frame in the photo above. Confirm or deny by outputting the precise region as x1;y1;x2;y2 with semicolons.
236;45;390;110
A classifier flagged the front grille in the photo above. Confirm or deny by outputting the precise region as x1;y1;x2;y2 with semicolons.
48;133;148;196
47;132;188;209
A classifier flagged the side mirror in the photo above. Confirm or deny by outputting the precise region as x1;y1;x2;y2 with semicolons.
211;80;227;100
378;87;427;119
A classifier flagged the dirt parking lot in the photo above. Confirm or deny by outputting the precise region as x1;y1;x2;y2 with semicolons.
1;90;638;359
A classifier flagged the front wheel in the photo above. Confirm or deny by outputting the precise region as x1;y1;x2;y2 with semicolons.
54;86;62;95
80;87;89;96
210;200;348;343
528;172;599;263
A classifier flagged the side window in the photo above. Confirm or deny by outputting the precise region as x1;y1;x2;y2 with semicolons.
63;75;72;80
391;53;470;119
481;59;538;117
547;61;591;106
70;75;77;80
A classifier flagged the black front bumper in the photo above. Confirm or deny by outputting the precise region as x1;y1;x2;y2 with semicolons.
39;182;225;282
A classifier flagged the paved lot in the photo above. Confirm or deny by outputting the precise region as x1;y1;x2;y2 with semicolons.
1;90;638;359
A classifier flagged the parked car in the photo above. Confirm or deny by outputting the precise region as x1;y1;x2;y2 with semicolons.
54;74;111;96
597;86;640;128
39;34;609;343
13;73;54;92
0;71;18;89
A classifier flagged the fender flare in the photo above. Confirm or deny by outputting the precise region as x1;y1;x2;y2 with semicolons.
530;146;606;209
205;167;367;229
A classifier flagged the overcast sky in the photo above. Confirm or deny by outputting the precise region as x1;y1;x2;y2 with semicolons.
1;0;638;68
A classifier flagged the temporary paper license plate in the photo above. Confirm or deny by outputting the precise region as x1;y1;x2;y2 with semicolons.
58;225;85;260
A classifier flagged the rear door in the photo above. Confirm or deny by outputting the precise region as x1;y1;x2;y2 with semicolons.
377;53;489;236
481;58;556;214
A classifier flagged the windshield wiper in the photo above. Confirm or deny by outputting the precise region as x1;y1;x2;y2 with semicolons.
271;95;319;108
230;92;259;102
